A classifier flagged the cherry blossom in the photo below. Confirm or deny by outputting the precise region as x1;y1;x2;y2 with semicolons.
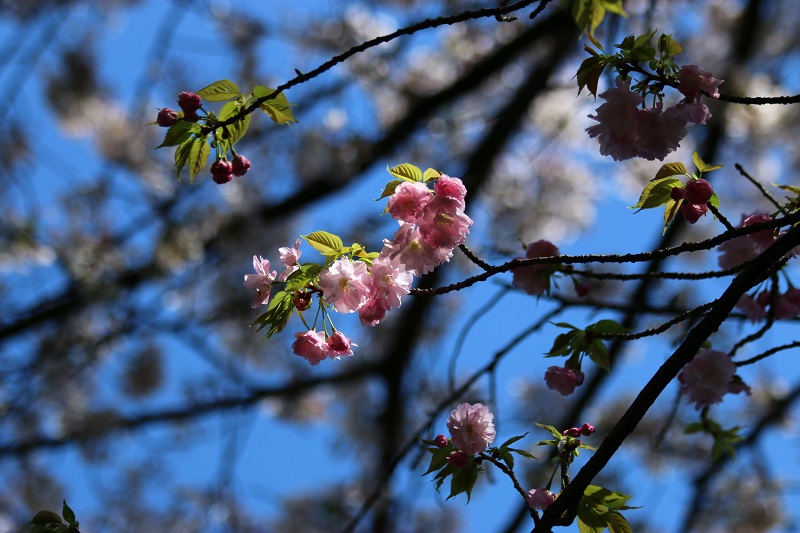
418;195;473;249
381;223;450;276
512;240;560;296
678;65;724;100
318;257;371;313
544;366;581;396
387;181;431;223
292;330;330;366
358;298;388;327
717;213;775;269
278;238;303;281
243;255;278;308
446;403;496;456
327;331;357;358
433;175;467;208
634;104;689;161
679;349;743;409
586;79;642;161
525;489;556;511
368;255;413;309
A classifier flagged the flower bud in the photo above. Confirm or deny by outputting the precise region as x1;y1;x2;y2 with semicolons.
293;292;312;311
156;108;179;127
580;423;595;436
211;160;234;184
680;202;708;224
232;155;251;177
182;109;200;123
434;434;449;448
670;186;686;201
447;450;469;469
574;370;585;386
563;427;580;438
684;179;713;205
178;91;202;113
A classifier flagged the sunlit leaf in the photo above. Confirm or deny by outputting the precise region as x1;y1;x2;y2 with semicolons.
197;79;240;101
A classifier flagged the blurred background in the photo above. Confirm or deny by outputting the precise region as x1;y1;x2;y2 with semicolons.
1;0;800;531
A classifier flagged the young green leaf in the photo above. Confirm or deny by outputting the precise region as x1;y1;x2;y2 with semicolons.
653;161;687;181
576;55;609;97
174;137;194;180
188;136;210;181
423;168;441;182
303;231;344;256
377;179;405;200
387;163;423;182
218;102;251;146
250;290;295;337
630;177;682;211
61;501;76;525
157;121;199;148
448;465;479;502
254;86;298;125
197;79;240;101
587;319;627;335
662;197;682;235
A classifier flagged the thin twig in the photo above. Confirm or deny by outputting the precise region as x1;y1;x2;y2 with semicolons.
707;203;734;231
734;163;786;214
735;340;800;367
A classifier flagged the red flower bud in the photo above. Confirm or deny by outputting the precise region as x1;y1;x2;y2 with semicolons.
684;179;713;205
680;202;708;224
232;155;251;177
434;434;449;448
574;370;585;386
211;160;234;184
447;450;469;469
670;186;686;201
178;91;202;113
156;108;178;127
293;292;312;311
580;423;595;436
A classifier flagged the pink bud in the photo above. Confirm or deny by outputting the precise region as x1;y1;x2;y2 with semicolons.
447;450;469;469
434;434;449;448
574;371;585;386
156;108;179;127
564;427;580;438
178;91;202;113
211;160;234;184
685;179;713;205
680;202;708;224
580;423;595;436
232;155;251;177
292;292;312;311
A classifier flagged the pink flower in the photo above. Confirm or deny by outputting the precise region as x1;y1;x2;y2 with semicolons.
676;100;712;125
243;256;278;308
586;79;643;161
544;366;580;396
634;104;688;161
512;240;560;296
680;202;708;224
774;288;800;320
434;175;467;208
278;238;302;281
381;223;450;276
292;330;330;366
211;160;234;184
525;489;556;511
717;213;774;269
678;350;736;409
232;155;251;177
446;403;496;456
358;298;388;327
177;91;203;113
318;257;371;313
678;65;724;100
368;255;413;309
327;331;357;358
727;375;752;397
418;196;473;249
387;181;432;223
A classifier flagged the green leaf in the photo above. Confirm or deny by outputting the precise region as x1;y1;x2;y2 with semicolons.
588;338;610;373
692;151;708;172
577;500;608;533
607;510;633;533
250;290;295;337
499;433;528;449
630;177;682;211
157;121;198;148
588;319;627;335
508;447;537;460
662;197;682;235
497;447;514;470
254;86;298;125
654;162;687;180
303;231;344;256
217;101;251;146
601;0;626;16
709;192;720;210
387;163;423;182
61;501;76;525
684;422;704;434
585;30;605;52
547;331;577;356
576;54;608;97
174;137;194;180
423;168;441;182
552;321;578;330
658;34;682;57
423;446;453;475
377;179;405;200
188;136;210;181
197;79;240;102
285;263;323;292
773;183;800;196
448;465;479;502
31;510;63;526
584;486;634;510
536;423;564;440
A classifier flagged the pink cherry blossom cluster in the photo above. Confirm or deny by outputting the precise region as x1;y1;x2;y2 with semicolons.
244;174;473;366
671;178;714;224
525;488;556;511
381;177;473;276
586;65;723;161
544;365;585;396
678;349;751;410
512;240;561;296
736;287;800;322
562;422;595;438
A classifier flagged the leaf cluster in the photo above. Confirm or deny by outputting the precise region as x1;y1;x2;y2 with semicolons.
29;501;80;533
546;319;627;373
577;485;639;533
378;163;441;201
630;152;722;235
685;418;743;461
